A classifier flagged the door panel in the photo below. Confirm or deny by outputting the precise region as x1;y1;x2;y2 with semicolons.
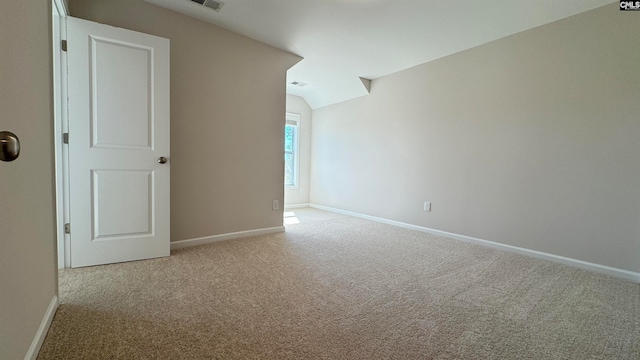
92;170;153;239
67;17;170;267
92;37;153;149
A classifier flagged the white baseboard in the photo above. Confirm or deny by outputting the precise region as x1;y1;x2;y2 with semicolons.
25;295;58;360
309;204;640;283
170;226;285;250
284;203;310;209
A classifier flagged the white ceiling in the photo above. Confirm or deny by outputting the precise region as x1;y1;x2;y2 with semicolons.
145;0;615;109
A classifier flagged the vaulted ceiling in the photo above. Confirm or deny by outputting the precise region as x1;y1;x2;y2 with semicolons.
145;0;615;109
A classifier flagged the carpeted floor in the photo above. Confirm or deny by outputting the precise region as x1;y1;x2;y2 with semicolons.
38;208;639;359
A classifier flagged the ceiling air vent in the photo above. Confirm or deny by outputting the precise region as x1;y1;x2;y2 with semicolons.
190;0;225;12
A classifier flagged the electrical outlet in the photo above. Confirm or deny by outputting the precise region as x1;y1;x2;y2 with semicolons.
272;200;279;210
424;201;431;212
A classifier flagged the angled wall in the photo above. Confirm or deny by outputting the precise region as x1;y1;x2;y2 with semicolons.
311;4;640;273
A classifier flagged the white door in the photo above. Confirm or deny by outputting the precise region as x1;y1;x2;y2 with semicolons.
67;17;170;267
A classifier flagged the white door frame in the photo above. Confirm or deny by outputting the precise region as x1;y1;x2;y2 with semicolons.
53;0;70;269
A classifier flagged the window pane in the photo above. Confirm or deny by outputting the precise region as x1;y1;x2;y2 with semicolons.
284;153;294;186
284;125;294;152
284;116;299;188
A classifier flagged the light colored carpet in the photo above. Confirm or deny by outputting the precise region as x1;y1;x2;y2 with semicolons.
38;208;639;359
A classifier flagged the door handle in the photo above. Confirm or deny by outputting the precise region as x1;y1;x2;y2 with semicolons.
0;131;20;162
158;157;167;164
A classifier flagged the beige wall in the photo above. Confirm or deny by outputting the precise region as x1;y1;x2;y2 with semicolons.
311;4;640;273
285;95;312;206
0;1;58;358
69;0;300;241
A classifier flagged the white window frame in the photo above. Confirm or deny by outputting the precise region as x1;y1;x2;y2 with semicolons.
284;112;300;189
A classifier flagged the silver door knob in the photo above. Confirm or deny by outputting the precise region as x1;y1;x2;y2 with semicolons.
0;131;20;162
158;157;167;164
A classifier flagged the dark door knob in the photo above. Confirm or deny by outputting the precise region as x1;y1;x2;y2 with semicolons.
158;157;167;164
0;131;20;162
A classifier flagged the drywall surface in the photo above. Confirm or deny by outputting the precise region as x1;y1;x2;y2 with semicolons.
311;4;640;273
69;0;300;241
0;0;58;358
285;95;312;205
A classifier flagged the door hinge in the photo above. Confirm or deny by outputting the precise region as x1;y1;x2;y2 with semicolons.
63;132;69;144
61;40;67;52
64;223;71;234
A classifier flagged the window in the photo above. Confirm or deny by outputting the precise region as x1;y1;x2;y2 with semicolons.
284;113;300;188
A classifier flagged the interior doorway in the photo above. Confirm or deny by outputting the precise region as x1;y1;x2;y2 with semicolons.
52;3;171;269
